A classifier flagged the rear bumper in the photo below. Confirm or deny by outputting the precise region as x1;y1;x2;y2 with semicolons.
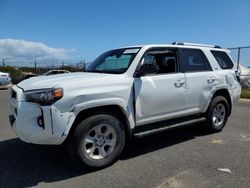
231;83;241;104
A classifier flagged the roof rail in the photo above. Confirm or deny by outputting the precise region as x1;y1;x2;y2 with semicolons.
172;42;221;49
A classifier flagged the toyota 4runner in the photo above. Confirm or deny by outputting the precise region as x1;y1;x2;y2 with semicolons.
9;43;241;168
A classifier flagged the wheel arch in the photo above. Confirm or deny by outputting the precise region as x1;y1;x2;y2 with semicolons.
210;89;232;115
63;105;132;145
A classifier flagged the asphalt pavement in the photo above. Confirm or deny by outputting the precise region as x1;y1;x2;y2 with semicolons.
0;88;249;188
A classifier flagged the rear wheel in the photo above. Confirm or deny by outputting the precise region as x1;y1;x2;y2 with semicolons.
67;113;125;168
206;96;229;132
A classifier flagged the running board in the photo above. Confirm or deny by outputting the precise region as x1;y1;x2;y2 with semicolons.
133;117;207;138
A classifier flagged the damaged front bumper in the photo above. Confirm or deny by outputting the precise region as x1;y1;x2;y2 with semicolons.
9;86;74;145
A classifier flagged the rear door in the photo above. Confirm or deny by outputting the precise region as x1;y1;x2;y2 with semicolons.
179;48;218;112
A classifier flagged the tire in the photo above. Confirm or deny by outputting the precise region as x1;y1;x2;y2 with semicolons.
66;113;125;168
206;96;229;132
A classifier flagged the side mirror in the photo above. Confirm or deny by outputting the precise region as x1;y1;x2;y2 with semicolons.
135;63;159;77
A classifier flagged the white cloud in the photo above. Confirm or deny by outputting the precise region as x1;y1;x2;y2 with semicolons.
0;39;75;59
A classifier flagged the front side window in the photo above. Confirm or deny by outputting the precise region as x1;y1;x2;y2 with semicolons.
180;49;211;72
211;50;234;69
140;49;178;75
87;48;140;74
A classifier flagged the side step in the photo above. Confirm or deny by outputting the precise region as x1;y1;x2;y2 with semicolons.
133;117;207;138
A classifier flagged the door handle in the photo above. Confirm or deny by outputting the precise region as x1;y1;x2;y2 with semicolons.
207;77;217;83
174;80;185;87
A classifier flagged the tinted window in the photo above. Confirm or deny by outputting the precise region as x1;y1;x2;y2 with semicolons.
46;72;55;75
141;49;177;74
211;50;234;69
180;49;211;72
142;54;156;65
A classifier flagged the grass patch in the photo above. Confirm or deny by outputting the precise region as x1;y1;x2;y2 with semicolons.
241;89;250;99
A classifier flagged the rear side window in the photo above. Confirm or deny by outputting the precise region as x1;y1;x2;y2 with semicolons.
180;49;211;72
211;50;234;69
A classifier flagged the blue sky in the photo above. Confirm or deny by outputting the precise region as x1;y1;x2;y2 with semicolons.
0;0;250;64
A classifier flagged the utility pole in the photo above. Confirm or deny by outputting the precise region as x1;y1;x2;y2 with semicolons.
2;58;5;67
83;59;86;71
237;48;241;71
34;60;37;74
227;46;250;72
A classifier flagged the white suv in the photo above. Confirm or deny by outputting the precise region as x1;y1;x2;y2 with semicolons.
9;43;241;168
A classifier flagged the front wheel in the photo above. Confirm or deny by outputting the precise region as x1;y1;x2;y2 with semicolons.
206;96;229;132
67;113;125;168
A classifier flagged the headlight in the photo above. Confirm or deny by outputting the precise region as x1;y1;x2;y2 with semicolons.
24;88;63;106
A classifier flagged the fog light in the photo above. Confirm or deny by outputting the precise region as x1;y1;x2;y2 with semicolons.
37;116;44;129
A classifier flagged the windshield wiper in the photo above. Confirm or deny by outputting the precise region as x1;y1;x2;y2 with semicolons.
86;70;107;73
86;69;125;74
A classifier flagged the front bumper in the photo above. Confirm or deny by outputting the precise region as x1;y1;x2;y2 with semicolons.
9;86;73;145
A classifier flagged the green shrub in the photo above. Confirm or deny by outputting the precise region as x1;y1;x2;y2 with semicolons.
241;89;250;99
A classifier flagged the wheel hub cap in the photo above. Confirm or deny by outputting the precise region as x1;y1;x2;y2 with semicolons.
212;103;226;127
83;124;117;160
95;136;105;146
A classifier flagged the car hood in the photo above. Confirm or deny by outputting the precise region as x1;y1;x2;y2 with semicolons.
17;72;131;91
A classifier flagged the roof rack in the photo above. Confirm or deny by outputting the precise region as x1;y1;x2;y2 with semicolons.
172;42;221;49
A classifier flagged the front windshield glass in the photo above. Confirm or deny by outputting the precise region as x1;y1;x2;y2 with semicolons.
87;48;141;74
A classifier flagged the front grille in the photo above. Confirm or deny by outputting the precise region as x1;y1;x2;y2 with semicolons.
11;89;17;99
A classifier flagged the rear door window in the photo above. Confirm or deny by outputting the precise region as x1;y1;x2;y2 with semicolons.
180;49;211;72
211;50;234;69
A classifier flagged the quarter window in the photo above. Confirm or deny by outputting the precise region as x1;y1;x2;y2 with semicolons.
211;50;234;69
180;49;211;72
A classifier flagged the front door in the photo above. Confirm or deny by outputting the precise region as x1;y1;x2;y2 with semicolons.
134;48;188;126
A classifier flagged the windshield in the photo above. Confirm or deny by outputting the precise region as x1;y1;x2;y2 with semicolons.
87;48;141;74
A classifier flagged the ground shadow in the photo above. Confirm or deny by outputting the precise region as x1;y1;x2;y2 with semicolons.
0;139;93;187
0;123;212;187
121;123;211;160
